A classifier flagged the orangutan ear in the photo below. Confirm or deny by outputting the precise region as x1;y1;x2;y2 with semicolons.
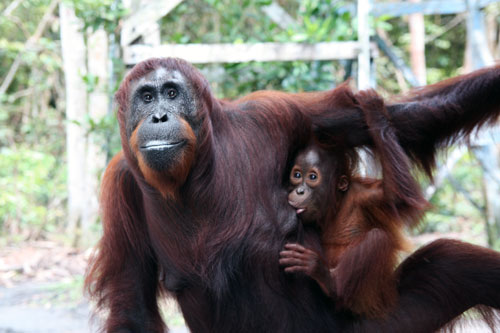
338;175;349;192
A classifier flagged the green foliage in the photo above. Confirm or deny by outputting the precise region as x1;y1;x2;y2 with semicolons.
73;113;122;157
0;0;61;98
418;152;486;240
0;146;66;237
66;0;127;33
0;0;123;240
160;0;354;97
381;14;465;86
81;72;99;93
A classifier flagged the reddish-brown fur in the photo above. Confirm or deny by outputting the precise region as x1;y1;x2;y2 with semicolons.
324;91;427;317
85;58;500;332
282;176;412;318
281;90;427;317
322;178;412;317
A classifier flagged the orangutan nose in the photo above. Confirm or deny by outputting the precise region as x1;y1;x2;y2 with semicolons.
152;112;168;123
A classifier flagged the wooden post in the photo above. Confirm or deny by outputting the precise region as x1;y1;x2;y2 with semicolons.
121;0;184;46
60;2;88;246
357;0;371;90
83;29;109;246
473;145;500;247
408;0;426;85
466;0;498;247
466;0;494;69
137;0;161;45
61;4;111;246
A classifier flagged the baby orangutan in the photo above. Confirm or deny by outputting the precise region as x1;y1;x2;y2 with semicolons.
280;143;427;318
280;91;429;318
280;145;408;317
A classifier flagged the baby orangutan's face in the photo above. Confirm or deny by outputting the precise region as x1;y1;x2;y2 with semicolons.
288;147;329;223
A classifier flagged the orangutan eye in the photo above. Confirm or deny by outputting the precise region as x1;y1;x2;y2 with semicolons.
142;92;154;103
167;88;177;99
309;173;317;180
294;172;301;179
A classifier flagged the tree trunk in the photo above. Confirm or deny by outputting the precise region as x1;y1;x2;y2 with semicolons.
83;29;109;247
60;3;88;246
60;2;110;247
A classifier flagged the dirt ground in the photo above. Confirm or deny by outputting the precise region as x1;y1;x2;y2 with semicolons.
0;241;187;333
0;241;88;332
0;238;494;333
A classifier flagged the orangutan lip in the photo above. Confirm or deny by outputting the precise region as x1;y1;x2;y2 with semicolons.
141;140;184;150
289;201;306;214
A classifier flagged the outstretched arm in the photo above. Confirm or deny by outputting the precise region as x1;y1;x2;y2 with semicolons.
85;152;165;333
387;65;500;176
350;239;500;332
300;66;500;178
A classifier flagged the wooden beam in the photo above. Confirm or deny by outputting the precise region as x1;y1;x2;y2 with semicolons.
123;42;367;65
371;0;499;17
261;2;297;29
120;0;500;48
357;0;372;89
466;0;495;69
121;0;184;46
338;0;499;17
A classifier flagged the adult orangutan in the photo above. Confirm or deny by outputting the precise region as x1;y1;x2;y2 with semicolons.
85;57;500;332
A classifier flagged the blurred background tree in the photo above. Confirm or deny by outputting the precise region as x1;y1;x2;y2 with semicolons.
1;0;499;248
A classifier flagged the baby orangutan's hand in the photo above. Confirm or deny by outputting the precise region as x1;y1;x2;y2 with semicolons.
280;243;325;278
279;243;336;296
279;243;322;276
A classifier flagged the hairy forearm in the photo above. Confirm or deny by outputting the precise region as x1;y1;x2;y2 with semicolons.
312;267;337;297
